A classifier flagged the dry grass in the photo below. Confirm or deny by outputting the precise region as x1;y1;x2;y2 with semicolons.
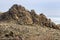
0;23;60;40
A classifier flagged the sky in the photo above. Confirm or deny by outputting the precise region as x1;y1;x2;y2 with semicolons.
0;0;60;24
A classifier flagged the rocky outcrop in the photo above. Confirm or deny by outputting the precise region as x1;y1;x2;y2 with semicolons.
9;4;33;24
0;4;59;29
30;10;39;24
39;13;48;26
39;13;59;29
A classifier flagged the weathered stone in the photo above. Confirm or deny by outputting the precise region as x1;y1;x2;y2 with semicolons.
0;4;59;29
8;4;33;24
39;13;48;26
30;10;39;24
39;13;59;29
17;11;33;24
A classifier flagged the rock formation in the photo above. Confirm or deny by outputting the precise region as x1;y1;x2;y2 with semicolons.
39;13;59;29
0;4;59;29
30;10;39;24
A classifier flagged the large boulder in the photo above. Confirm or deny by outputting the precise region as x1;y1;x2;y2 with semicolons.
30;10;39;24
39;13;59;29
39;13;48;26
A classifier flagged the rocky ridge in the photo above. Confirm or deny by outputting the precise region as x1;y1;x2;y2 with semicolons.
0;4;60;40
0;4;59;29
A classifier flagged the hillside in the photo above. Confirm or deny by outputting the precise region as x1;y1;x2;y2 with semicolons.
0;4;60;40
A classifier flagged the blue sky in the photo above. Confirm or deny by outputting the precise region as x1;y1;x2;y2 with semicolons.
0;0;60;24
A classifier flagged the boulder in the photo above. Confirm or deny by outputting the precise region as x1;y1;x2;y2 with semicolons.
39;13;48;26
30;10;39;24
